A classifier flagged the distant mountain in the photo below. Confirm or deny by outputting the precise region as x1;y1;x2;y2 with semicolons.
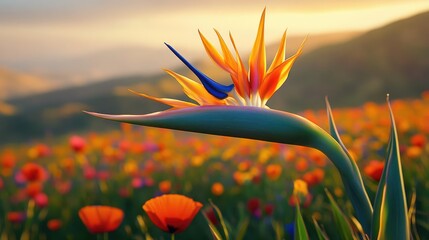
1;11;429;144
1;46;196;93
269;10;429;111
27;46;192;86
0;68;57;100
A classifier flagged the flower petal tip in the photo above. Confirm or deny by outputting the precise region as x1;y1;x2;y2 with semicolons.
164;42;233;99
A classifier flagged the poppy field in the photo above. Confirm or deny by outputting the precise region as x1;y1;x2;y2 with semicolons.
1;94;429;239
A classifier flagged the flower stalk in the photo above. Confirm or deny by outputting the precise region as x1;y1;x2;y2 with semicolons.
86;106;373;232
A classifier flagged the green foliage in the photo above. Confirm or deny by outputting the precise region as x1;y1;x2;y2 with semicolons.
312;218;329;240
325;190;354;240
372;98;409;239
294;203;309;240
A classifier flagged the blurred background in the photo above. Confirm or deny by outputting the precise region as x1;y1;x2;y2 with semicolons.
1;2;429;239
1;0;429;144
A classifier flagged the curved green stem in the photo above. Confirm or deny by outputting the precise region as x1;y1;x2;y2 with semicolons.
311;130;373;233
86;106;374;233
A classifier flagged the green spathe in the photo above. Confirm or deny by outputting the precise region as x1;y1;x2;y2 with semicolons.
86;105;373;232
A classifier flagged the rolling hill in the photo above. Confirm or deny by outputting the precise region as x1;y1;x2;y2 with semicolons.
1;11;428;144
270;10;429;111
0;68;56;100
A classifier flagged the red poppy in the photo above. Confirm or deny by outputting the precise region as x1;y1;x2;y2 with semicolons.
34;193;49;208
288;193;313;208
79;206;124;234
26;182;43;198
302;169;325;186
203;207;219;225
264;204;275;216
364;160;384;181
47;219;62;231
20;163;47;182
83;167;97;180
70;135;86;153
7;211;26;224
247;197;261;214
143;194;202;234
410;134;426;148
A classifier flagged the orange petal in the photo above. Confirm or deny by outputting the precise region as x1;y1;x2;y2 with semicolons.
267;30;287;73
78;206;124;234
164;69;225;105
249;8;266;93
229;33;250;98
198;30;229;72
214;29;237;72
143;194;202;233
129;90;197;108
259;38;306;101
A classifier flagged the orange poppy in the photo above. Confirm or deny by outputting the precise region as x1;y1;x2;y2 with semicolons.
265;163;282;180
143;194;202;234
211;182;224;196
159;180;172;193
1;150;16;169
78;206;124;234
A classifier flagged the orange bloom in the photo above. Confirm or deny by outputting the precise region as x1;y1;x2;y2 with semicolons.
1;150;16;169
289;179;312;207
302;169;325;186
27;144;50;159
265;163;282;180
406;146;422;159
143;194;202;234
295;158;308;172
159;180;172;193
79;206;124;234
211;182;224;196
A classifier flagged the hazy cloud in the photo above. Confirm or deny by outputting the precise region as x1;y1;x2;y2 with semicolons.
1;0;425;23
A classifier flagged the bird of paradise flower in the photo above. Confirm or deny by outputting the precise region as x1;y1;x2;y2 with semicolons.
87;9;410;237
132;8;304;109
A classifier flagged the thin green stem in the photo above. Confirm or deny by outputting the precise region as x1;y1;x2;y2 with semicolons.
171;233;175;240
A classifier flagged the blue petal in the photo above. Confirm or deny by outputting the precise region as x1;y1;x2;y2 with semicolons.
165;43;234;99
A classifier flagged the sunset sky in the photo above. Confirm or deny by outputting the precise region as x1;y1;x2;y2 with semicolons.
1;0;429;74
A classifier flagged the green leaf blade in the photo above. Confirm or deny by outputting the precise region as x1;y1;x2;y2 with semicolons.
294;203;309;240
325;189;354;240
374;97;409;240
